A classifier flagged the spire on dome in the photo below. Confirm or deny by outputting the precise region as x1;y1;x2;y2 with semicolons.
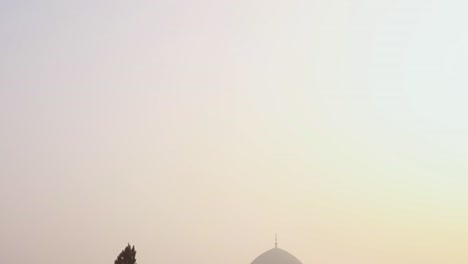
275;233;277;248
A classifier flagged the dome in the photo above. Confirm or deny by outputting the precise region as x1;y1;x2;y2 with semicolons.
250;248;303;264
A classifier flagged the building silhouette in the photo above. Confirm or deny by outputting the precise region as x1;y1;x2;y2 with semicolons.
250;236;302;264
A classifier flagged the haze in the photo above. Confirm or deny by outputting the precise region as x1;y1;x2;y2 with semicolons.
2;1;468;264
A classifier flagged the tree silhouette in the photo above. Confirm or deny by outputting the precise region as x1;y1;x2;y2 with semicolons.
114;243;137;264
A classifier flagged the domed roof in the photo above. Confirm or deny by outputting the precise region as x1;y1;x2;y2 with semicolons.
250;248;303;264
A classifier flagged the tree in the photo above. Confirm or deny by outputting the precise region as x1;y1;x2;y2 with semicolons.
114;243;137;264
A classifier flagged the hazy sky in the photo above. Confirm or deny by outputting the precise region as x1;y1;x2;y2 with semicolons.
2;1;468;264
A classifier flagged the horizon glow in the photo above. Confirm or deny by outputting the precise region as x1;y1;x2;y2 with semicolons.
1;1;468;264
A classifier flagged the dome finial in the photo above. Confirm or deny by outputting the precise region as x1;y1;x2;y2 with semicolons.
275;233;278;248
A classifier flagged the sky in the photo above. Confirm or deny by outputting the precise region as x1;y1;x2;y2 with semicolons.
1;0;468;264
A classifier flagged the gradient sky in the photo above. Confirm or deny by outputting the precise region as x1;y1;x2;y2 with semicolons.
2;1;468;264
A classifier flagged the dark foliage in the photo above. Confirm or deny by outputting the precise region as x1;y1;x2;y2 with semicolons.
114;244;137;264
